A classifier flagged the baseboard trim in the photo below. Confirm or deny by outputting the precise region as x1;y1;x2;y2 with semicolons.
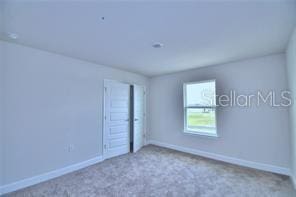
0;143;292;195
148;140;291;176
0;156;103;195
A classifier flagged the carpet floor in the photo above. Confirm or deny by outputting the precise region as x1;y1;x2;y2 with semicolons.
5;145;295;197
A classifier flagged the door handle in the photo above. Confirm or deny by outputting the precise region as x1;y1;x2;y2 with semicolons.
134;118;139;121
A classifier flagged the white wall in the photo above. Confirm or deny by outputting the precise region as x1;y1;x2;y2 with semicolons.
149;54;291;169
286;28;296;185
0;3;5;186
0;39;4;186
0;40;149;185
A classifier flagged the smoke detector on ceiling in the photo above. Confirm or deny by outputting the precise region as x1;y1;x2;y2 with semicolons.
152;42;164;48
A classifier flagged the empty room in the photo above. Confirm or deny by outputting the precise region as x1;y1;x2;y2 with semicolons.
1;0;296;196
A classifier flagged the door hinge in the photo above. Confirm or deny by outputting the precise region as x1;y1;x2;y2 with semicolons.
104;144;107;149
104;116;106;120
104;87;107;92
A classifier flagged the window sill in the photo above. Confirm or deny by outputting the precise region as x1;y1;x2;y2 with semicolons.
183;130;219;138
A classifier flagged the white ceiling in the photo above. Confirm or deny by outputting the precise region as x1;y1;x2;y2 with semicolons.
1;1;296;76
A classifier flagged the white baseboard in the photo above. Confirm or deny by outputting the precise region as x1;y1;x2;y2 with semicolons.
148;140;291;176
0;143;292;195
0;156;103;195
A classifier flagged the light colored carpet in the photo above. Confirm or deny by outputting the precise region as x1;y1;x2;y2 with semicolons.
5;145;295;197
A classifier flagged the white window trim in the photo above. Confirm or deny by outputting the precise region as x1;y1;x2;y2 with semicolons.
183;80;218;138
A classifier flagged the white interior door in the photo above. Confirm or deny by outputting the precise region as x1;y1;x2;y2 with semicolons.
133;85;145;152
104;80;130;159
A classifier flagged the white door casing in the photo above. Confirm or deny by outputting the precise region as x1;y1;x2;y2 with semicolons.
103;80;130;159
133;85;145;152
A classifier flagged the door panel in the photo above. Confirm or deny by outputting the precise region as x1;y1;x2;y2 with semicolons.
110;112;129;121
133;85;145;152
104;81;130;159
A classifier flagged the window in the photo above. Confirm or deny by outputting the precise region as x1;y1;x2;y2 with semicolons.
183;80;217;137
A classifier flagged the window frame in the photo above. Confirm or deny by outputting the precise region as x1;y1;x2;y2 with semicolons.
183;80;218;137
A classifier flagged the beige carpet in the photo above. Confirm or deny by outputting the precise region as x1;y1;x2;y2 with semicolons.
5;145;295;197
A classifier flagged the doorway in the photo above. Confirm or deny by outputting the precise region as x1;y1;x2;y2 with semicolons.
131;85;145;152
103;80;145;159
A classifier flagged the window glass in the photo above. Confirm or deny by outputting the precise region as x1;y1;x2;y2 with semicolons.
184;80;217;137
